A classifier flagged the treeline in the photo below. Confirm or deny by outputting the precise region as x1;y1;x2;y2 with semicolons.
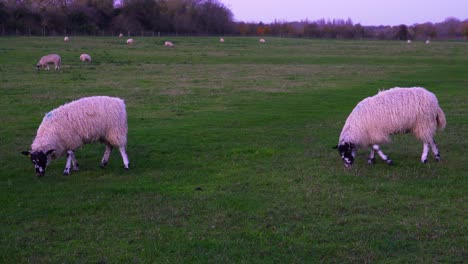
1;0;467;40
0;0;234;36
237;18;468;40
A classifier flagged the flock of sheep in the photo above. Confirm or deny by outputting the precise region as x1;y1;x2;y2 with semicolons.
23;36;446;176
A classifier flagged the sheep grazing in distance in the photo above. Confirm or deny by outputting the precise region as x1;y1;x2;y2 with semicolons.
335;87;446;168
22;96;130;176
164;41;174;47
259;38;266;43
407;39;412;43
127;38;134;45
219;38;225;43
79;54;92;63
36;54;61;71
119;33;123;38
425;40;430;44
64;36;70;42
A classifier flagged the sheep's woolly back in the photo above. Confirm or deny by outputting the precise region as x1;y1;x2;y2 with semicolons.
31;96;127;159
339;87;445;147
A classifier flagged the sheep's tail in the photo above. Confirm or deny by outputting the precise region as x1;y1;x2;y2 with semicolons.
436;106;446;130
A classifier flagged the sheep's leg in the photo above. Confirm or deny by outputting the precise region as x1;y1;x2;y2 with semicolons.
368;148;376;164
119;146;130;170
70;151;79;171
421;143;430;163
46;65;50;71
63;150;74;175
430;140;441;162
100;144;113;168
373;144;393;165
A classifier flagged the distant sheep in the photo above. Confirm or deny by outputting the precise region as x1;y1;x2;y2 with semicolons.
219;38;225;43
64;36;70;42
36;54;61;71
407;40;412;43
259;38;266;43
119;33;123;38
79;53;92;63
22;96;130;176
127;38;134;45
425;40;430;44
164;41;174;47
335;87;446;167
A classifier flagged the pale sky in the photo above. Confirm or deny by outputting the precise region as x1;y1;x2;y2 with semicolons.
220;0;468;26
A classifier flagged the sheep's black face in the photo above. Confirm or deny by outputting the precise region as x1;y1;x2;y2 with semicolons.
35;64;41;70
22;150;54;177
337;143;356;168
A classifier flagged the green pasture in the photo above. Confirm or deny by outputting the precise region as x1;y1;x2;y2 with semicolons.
0;36;466;262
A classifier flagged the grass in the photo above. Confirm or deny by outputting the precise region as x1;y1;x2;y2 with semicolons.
0;36;466;263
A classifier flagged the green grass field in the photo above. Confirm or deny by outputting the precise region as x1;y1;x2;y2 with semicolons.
0;36;466;263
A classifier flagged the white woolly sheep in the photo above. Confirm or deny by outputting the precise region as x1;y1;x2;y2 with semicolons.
219;38;225;43
79;53;92;63
259;38;266;43
64;36;70;42
407;39;412;43
127;38;134;45
164;41;174;47
22;96;130;176
119;33;123;38
335;87;446;167
36;54;61;71
425;40;430;44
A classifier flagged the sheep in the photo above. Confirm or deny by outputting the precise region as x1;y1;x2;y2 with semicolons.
127;38;134;45
36;54;61;71
335;87;446;168
119;33;123;38
407;39;412;43
259;38;266;43
425;39;430;44
22;96;130;176
64;36;70;42
79;53;92;63
164;41;174;47
219;38;225;43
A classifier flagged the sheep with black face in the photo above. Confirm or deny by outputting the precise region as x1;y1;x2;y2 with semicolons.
335;87;446;167
22;96;130;176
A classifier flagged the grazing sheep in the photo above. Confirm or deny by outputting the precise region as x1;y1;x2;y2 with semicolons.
164;41;174;47
64;36;70;42
425;39;430;44
79;53;92;63
22;96;130;176
335;87;446;167
407;39;412;43
259;38;266;43
219;38;225;43
127;38;134;45
36;54;61;71
119;33;123;38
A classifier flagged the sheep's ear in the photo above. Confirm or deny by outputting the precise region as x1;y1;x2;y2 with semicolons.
46;149;55;156
21;151;31;157
332;145;338;149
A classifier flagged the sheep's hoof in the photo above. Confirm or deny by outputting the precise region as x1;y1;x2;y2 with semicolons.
73;166;79;171
124;164;129;170
386;159;393;165
100;162;108;168
436;154;441;162
63;170;70;176
367;158;376;164
422;159;427;164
